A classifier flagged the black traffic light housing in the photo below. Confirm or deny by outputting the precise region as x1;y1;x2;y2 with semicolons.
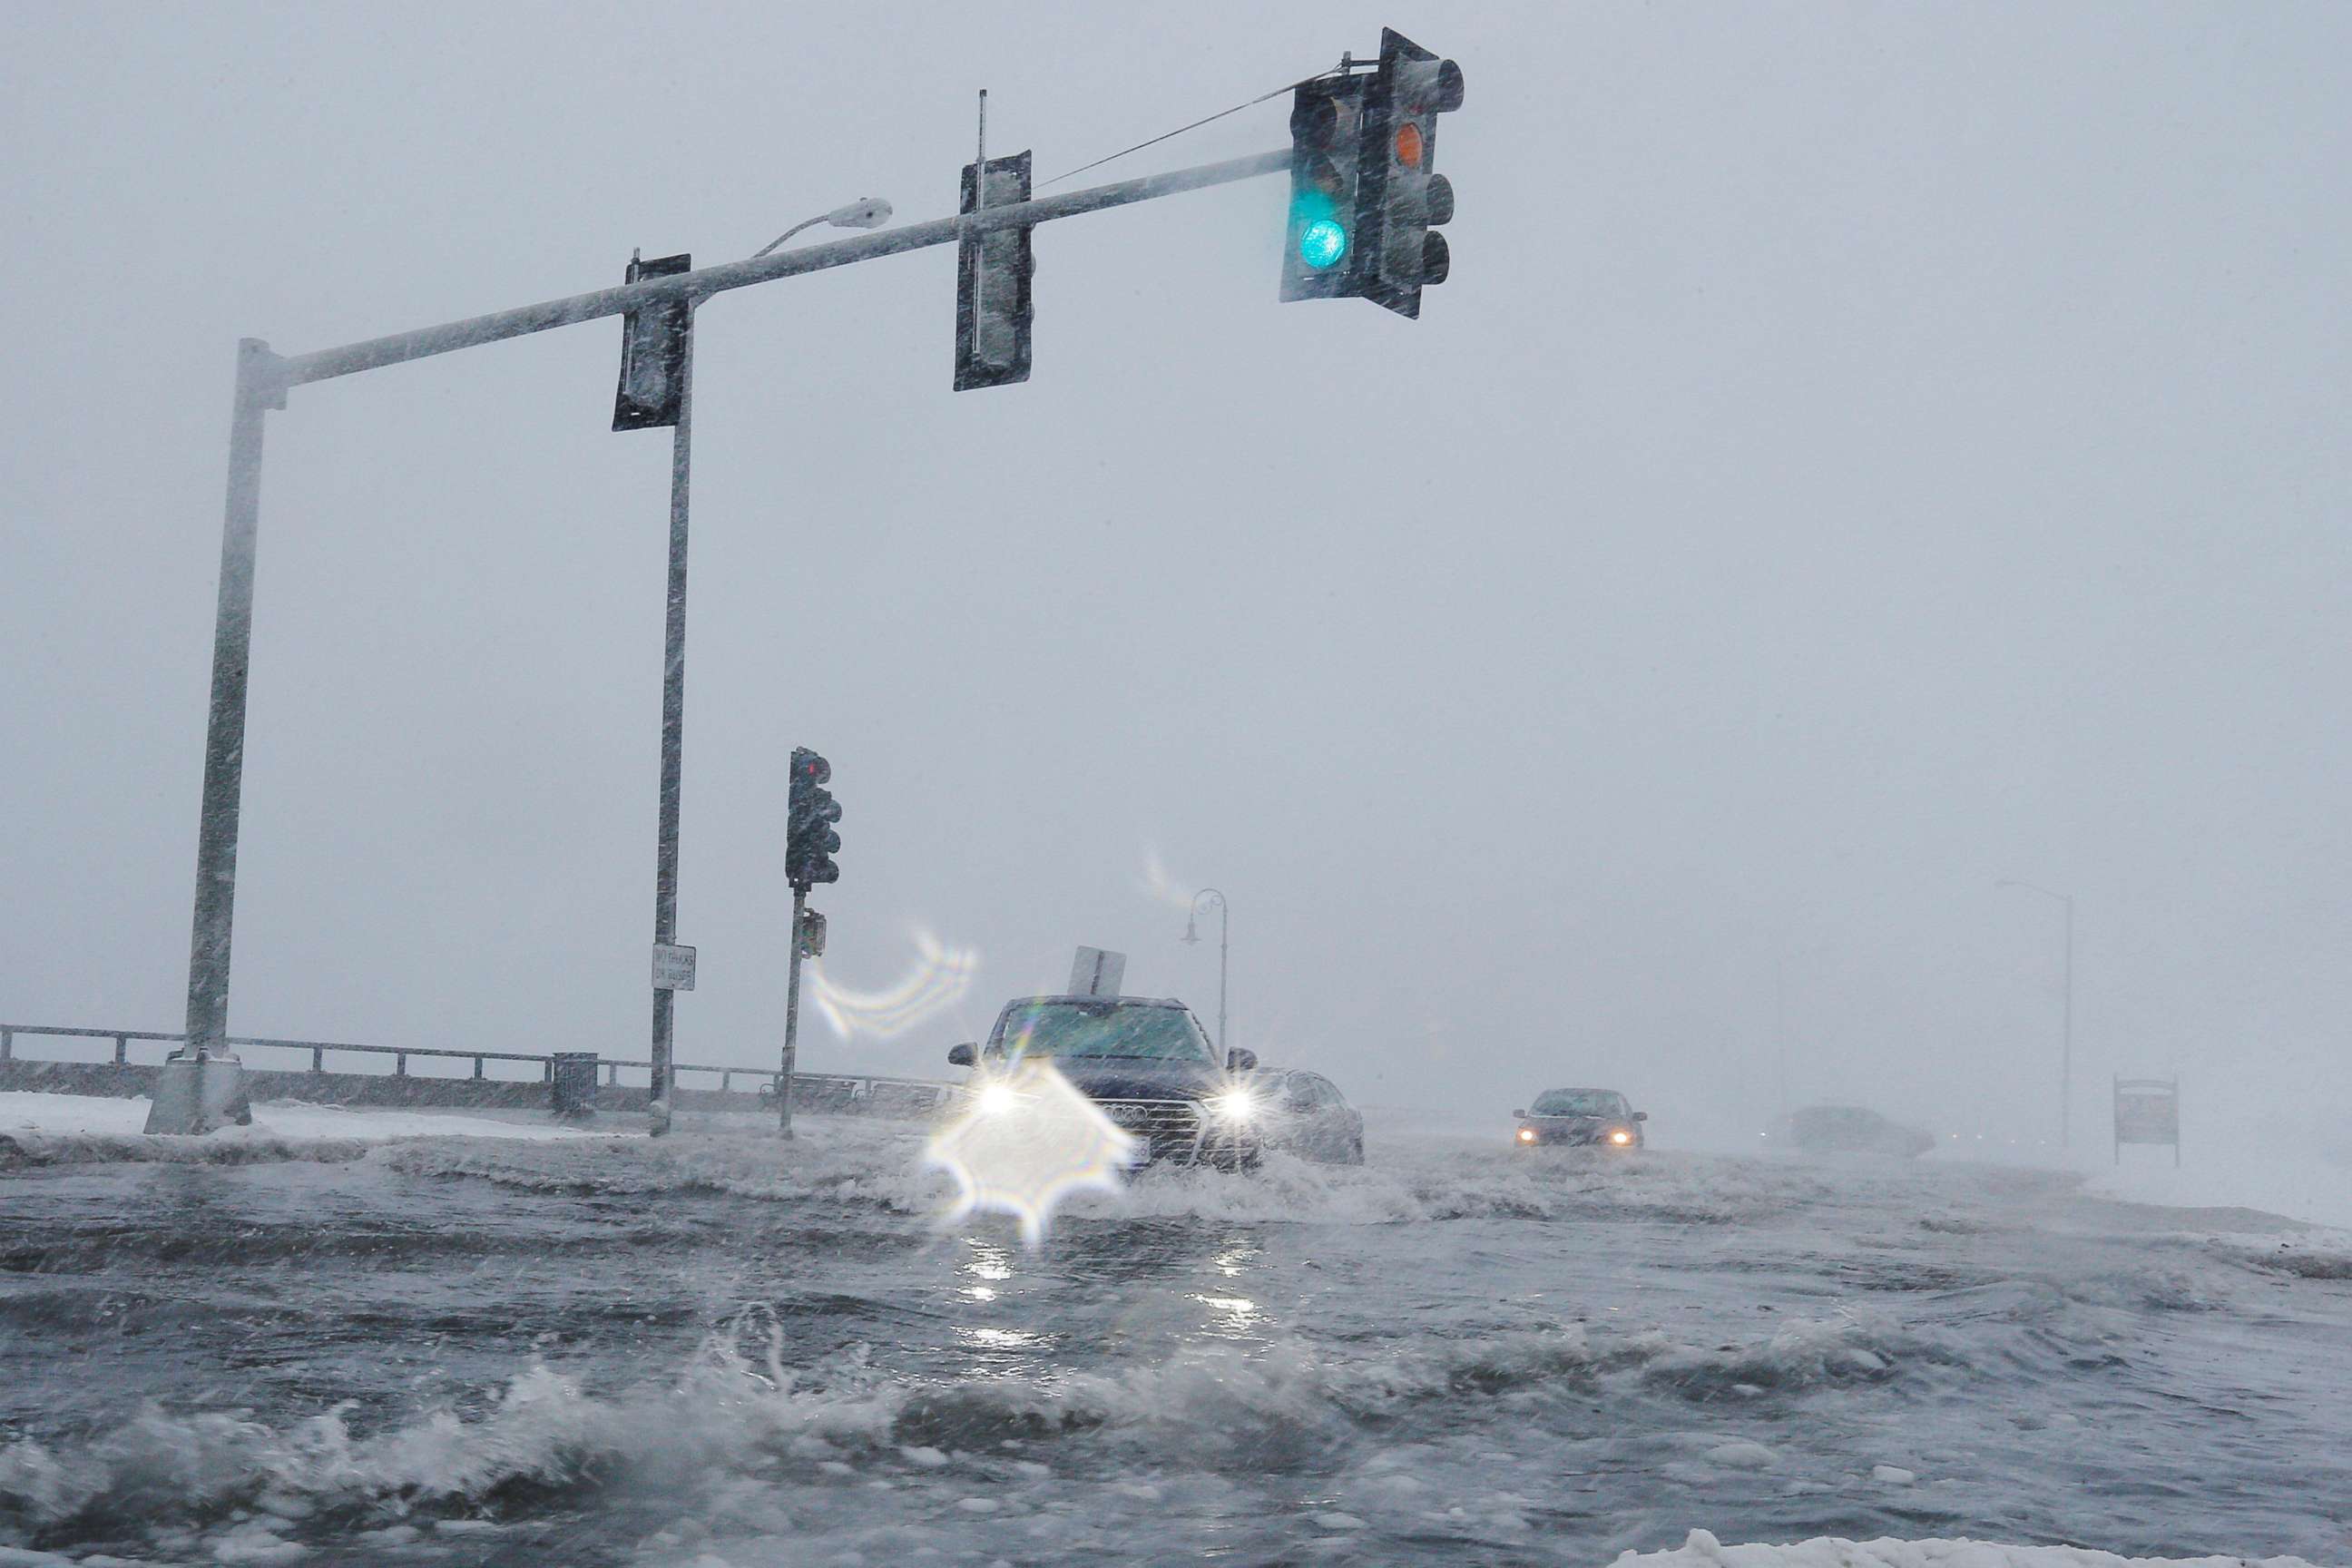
788;747;841;891
955;151;1035;390
612;251;692;429
1360;29;1465;318
1279;74;1368;303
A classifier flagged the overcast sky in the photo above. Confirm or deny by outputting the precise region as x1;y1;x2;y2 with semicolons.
4;2;2346;1148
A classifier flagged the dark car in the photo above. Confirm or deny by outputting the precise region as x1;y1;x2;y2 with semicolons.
1259;1069;1366;1165
948;995;1261;1169
1513;1087;1647;1150
1775;1103;1935;1158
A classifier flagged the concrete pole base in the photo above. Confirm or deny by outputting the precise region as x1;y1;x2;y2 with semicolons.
143;1054;255;1135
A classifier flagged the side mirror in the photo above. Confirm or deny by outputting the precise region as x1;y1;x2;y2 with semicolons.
947;1043;977;1068
1227;1048;1258;1072
1633;1111;1649;1122
1512;1109;1526;1120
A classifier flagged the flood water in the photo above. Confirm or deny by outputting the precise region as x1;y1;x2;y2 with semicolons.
3;1116;2348;1565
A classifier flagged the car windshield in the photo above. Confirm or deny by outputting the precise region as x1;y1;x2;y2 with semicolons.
1534;1090;1625;1117
994;1000;1213;1063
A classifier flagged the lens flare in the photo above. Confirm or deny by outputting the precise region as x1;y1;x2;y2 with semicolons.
925;1058;1139;1247
808;930;977;1041
1138;846;1200;911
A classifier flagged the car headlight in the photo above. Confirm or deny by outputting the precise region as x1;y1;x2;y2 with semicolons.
1607;1128;1632;1146
1203;1089;1259;1124
1516;1127;1537;1143
975;1083;1020;1116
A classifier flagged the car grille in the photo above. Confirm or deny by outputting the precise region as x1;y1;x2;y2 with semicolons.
1098;1099;1203;1160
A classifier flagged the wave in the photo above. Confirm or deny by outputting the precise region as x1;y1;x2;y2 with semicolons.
0;1307;1916;1547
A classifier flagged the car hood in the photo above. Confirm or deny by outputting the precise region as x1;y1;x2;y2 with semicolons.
1042;1058;1223;1102
1525;1113;1624;1128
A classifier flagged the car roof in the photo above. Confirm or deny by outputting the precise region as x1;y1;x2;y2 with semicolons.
995;995;1190;1011
1539;1086;1622;1097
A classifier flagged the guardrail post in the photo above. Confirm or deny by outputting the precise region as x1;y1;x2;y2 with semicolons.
720;1070;731;1094
311;1046;324;1073
606;1062;619;1086
1;1028;11;1063
472;1055;484;1079
113;1034;129;1065
395;1052;408;1077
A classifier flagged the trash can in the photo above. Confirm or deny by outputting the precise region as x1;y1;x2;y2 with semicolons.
551;1053;600;1119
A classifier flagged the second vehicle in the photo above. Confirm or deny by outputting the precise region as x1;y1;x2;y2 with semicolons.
1513;1087;1648;1149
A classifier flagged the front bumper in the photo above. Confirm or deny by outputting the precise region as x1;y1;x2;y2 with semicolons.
1102;1098;1261;1168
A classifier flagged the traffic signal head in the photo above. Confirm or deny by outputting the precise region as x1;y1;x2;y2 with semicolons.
787;747;842;890
1280;76;1367;302
1363;29;1464;318
612;251;692;430
956;151;1035;391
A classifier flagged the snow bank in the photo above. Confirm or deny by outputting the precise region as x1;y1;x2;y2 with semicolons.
2085;1151;2352;1232
1612;1530;2323;1568
0;1091;609;1169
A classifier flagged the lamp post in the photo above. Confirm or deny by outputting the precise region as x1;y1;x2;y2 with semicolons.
643;196;894;1138
1180;888;1230;1058
751;197;894;260
1997;878;2074;1149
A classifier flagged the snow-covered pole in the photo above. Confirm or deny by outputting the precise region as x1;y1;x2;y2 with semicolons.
279;149;1289;387
646;317;694;1138
779;887;807;1140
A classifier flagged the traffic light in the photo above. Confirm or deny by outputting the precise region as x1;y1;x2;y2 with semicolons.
787;747;841;891
955;151;1034;390
1279;74;1368;302
612;250;692;430
1361;29;1465;318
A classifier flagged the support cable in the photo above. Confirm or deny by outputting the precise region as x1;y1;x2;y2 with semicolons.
1038;63;1350;189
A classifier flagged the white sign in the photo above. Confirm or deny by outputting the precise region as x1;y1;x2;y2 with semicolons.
1068;946;1125;998
652;943;698;992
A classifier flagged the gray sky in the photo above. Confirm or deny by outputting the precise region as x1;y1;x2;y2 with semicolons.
4;2;2347;1147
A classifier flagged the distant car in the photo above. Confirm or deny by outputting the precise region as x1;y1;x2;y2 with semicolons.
1259;1069;1365;1165
1513;1088;1647;1149
1776;1103;1935;1158
948;995;1261;1170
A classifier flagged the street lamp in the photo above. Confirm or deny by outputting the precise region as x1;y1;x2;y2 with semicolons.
1997;877;2075;1150
751;197;895;260
1180;888;1230;1059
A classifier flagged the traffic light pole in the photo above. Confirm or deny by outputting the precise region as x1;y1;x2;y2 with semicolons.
779;887;807;1139
158;144;1290;1135
647;318;695;1137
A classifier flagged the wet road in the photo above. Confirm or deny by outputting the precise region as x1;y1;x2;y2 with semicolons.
3;1118;2348;1565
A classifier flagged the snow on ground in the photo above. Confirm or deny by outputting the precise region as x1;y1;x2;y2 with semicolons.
1612;1531;2327;1568
0;1090;610;1152
2084;1148;2352;1232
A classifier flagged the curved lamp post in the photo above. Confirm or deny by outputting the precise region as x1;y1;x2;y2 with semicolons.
1180;888;1230;1057
751;197;895;260
1997;877;2074;1149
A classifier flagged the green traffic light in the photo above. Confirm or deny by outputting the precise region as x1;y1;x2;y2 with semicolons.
1298;218;1348;270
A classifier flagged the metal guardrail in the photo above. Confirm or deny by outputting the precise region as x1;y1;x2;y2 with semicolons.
0;1022;952;1103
